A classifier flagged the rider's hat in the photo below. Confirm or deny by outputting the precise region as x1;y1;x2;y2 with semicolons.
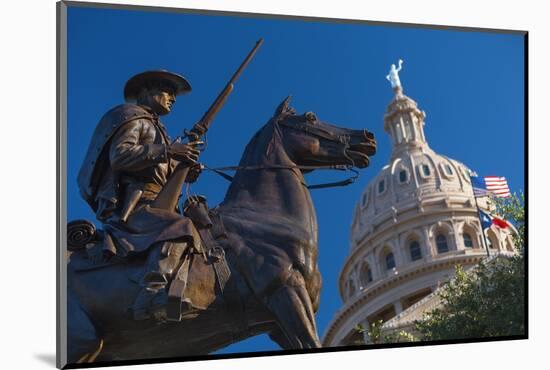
123;70;192;101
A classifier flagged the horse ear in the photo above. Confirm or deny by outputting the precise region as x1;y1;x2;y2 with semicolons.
274;95;295;117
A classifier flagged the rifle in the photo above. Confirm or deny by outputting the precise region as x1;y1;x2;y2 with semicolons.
152;38;264;211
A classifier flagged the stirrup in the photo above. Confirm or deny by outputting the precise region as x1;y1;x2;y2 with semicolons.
166;296;195;322
131;287;168;321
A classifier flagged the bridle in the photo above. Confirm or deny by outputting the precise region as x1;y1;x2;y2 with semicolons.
201;115;362;190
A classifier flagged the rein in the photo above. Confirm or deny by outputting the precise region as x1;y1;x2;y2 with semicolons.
202;163;360;190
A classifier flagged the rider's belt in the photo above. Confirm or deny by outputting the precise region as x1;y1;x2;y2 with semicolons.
142;182;162;194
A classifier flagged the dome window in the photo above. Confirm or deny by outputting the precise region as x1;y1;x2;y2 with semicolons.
409;241;422;261
463;233;474;248
378;179;386;194
385;252;396;270
421;164;431;177
395;122;403;144
399;169;408;184
361;190;369;208
359;263;373;286
440;162;455;178
436;234;449;254
461;167;472;182
348;279;356;297
487;230;498;249
404;119;413;140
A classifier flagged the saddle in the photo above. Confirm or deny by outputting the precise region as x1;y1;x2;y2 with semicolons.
67;196;231;321
166;195;231;321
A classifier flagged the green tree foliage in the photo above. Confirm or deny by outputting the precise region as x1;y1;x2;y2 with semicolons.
366;320;418;344
495;191;525;253
347;322;418;345
415;192;525;340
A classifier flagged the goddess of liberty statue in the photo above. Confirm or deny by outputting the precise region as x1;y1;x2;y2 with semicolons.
386;59;404;92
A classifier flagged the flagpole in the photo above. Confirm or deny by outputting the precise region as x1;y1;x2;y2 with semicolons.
470;174;491;257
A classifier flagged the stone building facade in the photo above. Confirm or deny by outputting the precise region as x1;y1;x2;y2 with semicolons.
322;87;516;346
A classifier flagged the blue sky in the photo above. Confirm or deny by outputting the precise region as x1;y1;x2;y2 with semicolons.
67;5;525;355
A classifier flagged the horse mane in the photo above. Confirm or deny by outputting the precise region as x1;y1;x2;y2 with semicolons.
237;96;296;167
237;121;275;166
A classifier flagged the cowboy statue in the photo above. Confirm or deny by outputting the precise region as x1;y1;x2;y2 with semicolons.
64;40;381;362
77;70;204;320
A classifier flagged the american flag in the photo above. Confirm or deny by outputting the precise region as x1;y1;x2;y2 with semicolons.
471;176;511;198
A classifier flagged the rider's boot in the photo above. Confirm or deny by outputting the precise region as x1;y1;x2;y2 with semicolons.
132;242;194;321
131;243;169;321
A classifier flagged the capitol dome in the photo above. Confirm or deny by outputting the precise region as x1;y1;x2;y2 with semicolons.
352;91;481;247
322;86;517;346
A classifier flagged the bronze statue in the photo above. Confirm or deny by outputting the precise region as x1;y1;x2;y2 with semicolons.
67;41;376;363
77;69;205;321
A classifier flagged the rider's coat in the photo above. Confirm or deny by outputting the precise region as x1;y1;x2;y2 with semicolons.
77;103;200;256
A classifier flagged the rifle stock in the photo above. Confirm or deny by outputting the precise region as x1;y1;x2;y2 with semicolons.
151;164;191;210
152;39;263;211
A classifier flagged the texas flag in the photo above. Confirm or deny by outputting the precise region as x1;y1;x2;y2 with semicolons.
479;209;509;229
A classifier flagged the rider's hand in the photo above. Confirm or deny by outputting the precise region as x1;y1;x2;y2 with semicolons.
185;163;203;183
167;140;203;164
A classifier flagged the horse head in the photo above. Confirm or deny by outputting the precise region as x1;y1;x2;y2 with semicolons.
271;96;377;170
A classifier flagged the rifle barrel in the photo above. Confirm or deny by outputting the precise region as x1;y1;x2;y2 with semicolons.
197;38;264;131
227;38;264;87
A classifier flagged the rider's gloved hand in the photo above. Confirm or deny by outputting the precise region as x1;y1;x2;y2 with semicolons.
167;140;203;164
185;163;203;183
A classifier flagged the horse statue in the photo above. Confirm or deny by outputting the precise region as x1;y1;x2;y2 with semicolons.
67;96;376;364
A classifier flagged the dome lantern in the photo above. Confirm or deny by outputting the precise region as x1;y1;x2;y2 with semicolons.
383;59;428;157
